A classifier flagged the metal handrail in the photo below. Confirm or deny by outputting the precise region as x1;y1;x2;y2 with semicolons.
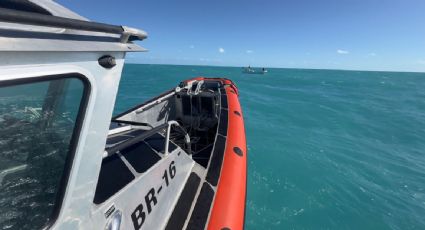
165;121;191;155
0;8;147;42
103;120;190;158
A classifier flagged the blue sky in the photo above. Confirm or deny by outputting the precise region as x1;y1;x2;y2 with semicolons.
58;0;425;72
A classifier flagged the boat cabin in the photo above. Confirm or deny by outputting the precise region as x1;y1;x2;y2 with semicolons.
0;1;246;230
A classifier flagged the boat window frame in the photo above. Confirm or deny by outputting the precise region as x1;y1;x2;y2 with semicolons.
0;72;91;229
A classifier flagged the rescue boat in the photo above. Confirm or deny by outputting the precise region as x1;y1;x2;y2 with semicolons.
0;1;246;230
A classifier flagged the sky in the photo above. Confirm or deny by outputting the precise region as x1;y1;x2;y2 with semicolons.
58;0;425;72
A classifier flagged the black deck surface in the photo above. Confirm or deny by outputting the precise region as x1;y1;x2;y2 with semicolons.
218;108;228;137
95;128;179;204
205;135;227;186
165;173;201;230
186;182;215;230
93;154;135;204
193;145;214;168
145;133;177;153
121;141;161;173
221;94;228;108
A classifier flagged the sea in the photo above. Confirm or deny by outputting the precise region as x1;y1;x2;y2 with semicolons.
115;64;425;230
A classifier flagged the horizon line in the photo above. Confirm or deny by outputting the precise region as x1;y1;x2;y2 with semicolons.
125;62;425;74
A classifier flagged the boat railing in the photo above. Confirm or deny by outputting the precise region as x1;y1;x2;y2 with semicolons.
165;121;191;155
103;120;190;159
0;8;147;43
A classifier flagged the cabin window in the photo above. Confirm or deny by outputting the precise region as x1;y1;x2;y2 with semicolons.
0;75;89;229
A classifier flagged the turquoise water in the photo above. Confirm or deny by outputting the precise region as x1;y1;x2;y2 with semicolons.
115;64;425;230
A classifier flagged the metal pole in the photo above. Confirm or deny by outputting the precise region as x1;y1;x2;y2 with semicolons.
0;8;124;34
164;122;172;156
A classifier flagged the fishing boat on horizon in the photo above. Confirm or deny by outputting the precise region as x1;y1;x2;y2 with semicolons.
0;1;247;230
242;66;267;74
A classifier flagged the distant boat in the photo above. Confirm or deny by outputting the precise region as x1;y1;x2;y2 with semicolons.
242;66;267;74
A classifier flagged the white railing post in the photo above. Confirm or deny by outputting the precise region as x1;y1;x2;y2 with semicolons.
164;120;190;156
164;122;172;155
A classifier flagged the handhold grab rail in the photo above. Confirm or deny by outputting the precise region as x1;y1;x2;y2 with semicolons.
165;121;191;156
103;120;190;159
0;8;147;42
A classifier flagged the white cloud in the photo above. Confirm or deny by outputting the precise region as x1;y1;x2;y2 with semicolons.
189;45;195;49
368;52;377;56
337;49;349;54
218;47;225;53
246;50;253;54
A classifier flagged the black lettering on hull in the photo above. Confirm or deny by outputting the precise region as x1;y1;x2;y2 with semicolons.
131;204;146;230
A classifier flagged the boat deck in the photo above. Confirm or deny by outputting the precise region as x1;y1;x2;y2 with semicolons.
92;79;244;230
94;124;179;204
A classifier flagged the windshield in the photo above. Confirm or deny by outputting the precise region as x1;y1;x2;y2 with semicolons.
0;76;86;229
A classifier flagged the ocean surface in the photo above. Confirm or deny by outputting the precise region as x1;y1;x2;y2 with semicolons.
115;64;425;230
